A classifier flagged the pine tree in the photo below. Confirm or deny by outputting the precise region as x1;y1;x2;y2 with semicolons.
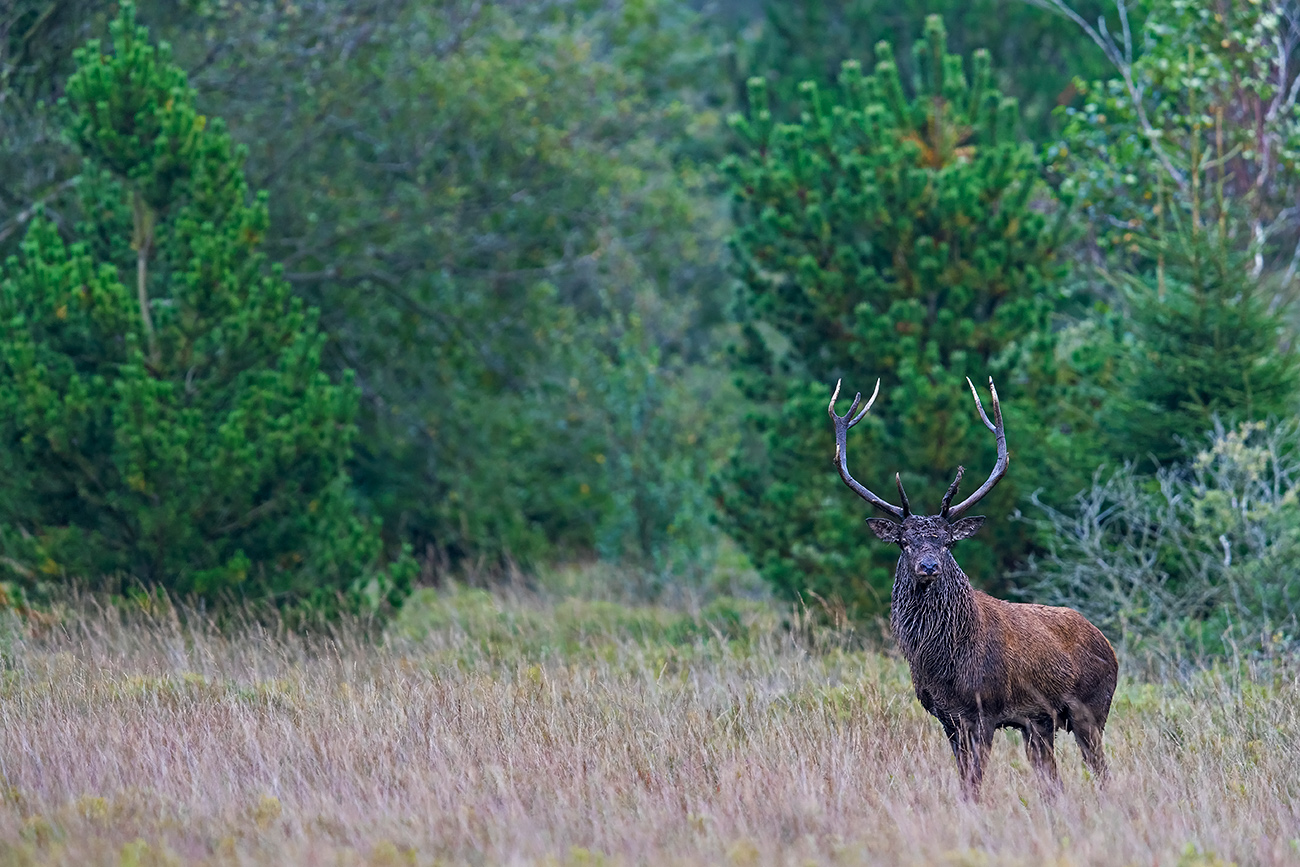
1051;0;1300;467
0;4;408;607
1110;227;1299;467
743;0;1111;136
717;16;1084;617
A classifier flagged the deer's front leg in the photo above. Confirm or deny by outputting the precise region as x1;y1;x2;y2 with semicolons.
1024;720;1062;795
953;719;994;801
934;711;983;797
937;713;963;767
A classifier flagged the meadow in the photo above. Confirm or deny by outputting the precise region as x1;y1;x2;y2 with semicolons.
0;585;1296;867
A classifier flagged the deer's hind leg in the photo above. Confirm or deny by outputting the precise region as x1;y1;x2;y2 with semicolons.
1073;723;1109;783
1066;701;1110;784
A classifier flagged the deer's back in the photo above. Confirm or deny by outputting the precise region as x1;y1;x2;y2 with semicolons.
943;593;1117;728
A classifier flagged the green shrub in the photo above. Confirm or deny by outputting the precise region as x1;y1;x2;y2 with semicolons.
1054;0;1300;276
389;585;777;662
1023;420;1300;659
1051;0;1300;467
716;16;1088;617
0;5;407;609
1106;229;1299;467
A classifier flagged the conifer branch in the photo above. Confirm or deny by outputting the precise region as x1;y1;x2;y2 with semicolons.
131;190;159;364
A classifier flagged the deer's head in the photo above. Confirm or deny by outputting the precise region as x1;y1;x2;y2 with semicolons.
827;377;1007;583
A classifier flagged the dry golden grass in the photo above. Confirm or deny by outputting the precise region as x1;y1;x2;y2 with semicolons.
0;587;1297;866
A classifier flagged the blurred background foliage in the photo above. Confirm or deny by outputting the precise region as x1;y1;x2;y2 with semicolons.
2;0;1300;653
732;0;1113;136
715;18;1086;617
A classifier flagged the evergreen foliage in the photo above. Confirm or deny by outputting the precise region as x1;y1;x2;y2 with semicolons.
740;0;1112;136
0;5;407;607
717;17;1082;615
1053;0;1300;466
1109;228;1299;467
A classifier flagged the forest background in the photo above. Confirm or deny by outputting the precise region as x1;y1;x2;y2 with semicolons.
3;0;1300;659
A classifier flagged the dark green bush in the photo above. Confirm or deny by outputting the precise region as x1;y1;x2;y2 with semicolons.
716;17;1090;617
0;5;408;610
1023;420;1300;659
1105;229;1299;467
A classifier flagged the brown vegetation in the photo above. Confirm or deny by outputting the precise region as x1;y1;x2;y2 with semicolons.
0;590;1296;866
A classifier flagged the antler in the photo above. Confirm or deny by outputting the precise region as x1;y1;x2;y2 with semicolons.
828;379;906;519
938;466;965;517
943;377;1008;520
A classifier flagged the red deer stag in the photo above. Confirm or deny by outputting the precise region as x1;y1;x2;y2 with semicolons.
828;377;1117;799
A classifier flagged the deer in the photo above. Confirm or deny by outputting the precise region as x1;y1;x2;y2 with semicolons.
828;376;1118;800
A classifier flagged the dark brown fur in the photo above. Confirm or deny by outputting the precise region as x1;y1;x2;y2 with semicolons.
829;378;1118;799
872;515;1118;798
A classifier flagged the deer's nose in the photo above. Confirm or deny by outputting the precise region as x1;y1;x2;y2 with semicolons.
916;558;940;576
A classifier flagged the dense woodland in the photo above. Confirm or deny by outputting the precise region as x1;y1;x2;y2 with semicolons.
2;0;1300;656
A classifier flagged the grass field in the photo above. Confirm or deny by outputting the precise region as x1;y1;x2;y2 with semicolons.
0;585;1297;866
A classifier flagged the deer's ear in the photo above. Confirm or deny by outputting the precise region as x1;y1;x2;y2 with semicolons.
949;516;985;542
866;518;901;543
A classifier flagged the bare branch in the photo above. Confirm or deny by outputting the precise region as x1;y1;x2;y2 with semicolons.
1026;0;1189;191
1118;0;1133;65
1281;232;1300;290
1277;57;1300;118
0;177;77;245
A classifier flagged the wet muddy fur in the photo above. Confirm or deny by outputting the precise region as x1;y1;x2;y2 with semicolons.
830;378;1119;799
883;516;1118;798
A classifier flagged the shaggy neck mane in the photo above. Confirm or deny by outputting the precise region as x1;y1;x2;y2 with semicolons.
890;558;979;674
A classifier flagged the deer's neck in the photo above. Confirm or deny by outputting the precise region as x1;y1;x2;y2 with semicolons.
889;565;980;674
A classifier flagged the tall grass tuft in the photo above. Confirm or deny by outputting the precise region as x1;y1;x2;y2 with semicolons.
0;587;1297;865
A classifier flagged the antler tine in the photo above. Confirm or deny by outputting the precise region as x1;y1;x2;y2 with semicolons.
848;378;878;428
939;465;965;517
895;473;912;518
965;376;998;432
946;377;1008;519
831;379;862;422
828;379;903;519
828;378;846;418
